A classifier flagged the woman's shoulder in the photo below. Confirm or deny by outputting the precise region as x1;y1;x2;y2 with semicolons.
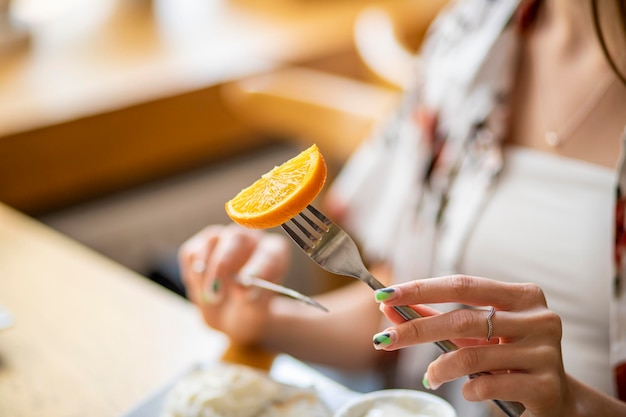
419;0;522;96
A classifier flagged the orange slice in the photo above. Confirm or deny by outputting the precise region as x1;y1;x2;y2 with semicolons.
225;144;327;229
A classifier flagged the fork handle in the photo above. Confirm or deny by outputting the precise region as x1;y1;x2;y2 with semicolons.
391;305;459;353
390;304;526;417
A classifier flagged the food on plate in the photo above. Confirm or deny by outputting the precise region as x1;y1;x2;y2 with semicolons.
257;388;330;417
225;144;327;229
160;363;331;417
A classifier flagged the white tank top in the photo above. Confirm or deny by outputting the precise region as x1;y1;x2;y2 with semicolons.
449;146;615;395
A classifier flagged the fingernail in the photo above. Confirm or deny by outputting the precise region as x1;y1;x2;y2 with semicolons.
191;259;207;274
241;267;259;279
422;372;440;390
202;279;222;304
422;372;431;389
374;288;396;303
211;279;222;294
372;330;397;350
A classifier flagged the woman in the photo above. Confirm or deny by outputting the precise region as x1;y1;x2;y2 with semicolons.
179;0;626;415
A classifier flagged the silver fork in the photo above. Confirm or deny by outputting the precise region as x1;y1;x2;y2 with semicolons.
281;204;525;417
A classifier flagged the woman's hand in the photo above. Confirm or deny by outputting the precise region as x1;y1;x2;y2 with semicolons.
178;223;290;346
373;275;573;417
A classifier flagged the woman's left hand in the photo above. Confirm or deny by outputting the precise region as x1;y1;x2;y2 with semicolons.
373;275;572;417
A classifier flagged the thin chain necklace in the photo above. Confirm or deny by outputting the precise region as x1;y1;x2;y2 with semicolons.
532;49;617;148
535;67;616;148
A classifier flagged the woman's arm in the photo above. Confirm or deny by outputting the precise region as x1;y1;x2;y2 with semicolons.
262;264;393;370
566;376;626;417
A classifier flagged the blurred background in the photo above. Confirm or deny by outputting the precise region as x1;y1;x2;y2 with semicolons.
0;0;447;298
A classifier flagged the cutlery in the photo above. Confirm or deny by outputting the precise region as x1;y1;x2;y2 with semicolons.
280;204;525;417
192;258;327;312
236;273;328;312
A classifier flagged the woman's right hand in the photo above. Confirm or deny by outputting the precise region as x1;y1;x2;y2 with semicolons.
178;223;290;346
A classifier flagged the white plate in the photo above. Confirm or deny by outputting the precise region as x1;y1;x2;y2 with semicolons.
121;354;360;417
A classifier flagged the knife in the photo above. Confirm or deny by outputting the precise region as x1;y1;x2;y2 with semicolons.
235;273;328;312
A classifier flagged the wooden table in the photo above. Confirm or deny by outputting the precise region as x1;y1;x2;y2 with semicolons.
0;202;230;417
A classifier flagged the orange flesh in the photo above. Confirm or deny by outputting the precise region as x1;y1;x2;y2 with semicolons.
225;144;327;229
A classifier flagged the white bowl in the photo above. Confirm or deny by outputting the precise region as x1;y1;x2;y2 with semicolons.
334;389;457;417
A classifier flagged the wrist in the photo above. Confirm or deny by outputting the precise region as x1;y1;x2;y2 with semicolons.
563;375;626;417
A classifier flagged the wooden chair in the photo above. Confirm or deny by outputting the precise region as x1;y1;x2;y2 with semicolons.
220;0;448;165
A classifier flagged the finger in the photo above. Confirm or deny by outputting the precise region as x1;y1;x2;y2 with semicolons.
381;302;563;350
425;343;561;389
382;306;561;348
462;372;527;403
376;303;485;349
236;233;289;301
375;307;505;350
240;233;289;282
192;237;222;305
460;371;563;413
178;227;222;304
378;303;440;325
205;225;261;302
436;366;562;414
376;275;548;311
178;225;223;276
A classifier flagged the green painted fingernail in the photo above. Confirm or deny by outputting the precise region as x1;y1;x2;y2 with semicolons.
202;279;222;304
422;372;431;389
374;288;396;302
212;279;221;294
372;330;396;350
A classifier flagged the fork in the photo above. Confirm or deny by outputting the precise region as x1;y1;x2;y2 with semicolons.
281;204;526;417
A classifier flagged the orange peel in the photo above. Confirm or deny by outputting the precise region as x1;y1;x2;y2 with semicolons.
225;144;327;229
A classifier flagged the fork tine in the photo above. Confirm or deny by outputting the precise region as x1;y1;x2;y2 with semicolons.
305;205;332;226
299;209;327;234
281;220;313;251
290;214;321;241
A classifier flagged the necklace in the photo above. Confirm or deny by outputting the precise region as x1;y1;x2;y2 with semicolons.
534;60;616;148
543;71;615;147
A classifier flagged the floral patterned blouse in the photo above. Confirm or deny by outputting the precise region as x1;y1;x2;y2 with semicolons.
328;0;626;403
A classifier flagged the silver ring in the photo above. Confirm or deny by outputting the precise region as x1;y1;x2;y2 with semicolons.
486;307;495;341
191;259;207;274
